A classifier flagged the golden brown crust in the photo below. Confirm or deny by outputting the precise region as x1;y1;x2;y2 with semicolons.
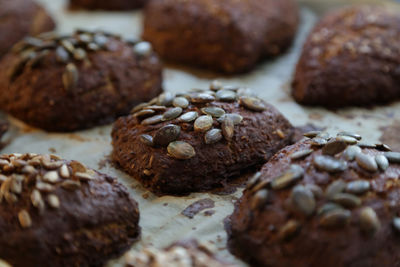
142;0;299;73
292;5;400;107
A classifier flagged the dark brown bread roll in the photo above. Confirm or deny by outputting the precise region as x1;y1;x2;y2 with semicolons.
0;153;140;267
69;0;146;10
124;240;238;267
0;30;163;132
227;130;400;267
0;0;55;58
292;5;400;107
112;81;294;195
142;0;299;74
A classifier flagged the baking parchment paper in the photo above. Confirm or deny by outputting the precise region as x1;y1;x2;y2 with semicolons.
2;0;400;266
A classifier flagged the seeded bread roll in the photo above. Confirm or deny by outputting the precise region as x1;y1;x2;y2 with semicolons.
112;81;294;195
69;0;146;10
227;131;400;267
0;0;55;58
124;240;238;267
0;30;163;132
142;0;299;74
0;153;140;267
292;5;400;107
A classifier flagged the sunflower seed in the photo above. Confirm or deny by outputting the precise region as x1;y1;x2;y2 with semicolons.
393;217;400;233
210;80;223;91
47;194;60;209
153;124;181;147
72;48;87;60
133;41;152;57
346;180;370;195
325;180;346;199
221;116;234;141
131;102;149;113
216;90;237;102
9;178;22;194
139;134;154;147
36;181;55;192
60;39;75;53
278;220;301;241
331;193;361;209
194;115;213;132
60;164;70;178
342;145;362;161
75;172;94;181
240;96;266;111
336;135;358;145
270;165;304;190
310;137;328;147
322;139;348;156
290;185;316;216
18;210;32;228
304;131;322;138
217;113;243;125
61;180;81;190
375;155;389;171
172;97;189;108
167;141;196;160
42;171;59;183
205;129;223;144
356;153;378;172
305;184;323;199
337;131;362;140
250;189;269;210
247;172;262;190
191;93;215;103
135;109;155;119
157;92;175;106
31;189;44;211
384;152;400;163
290;149;313;160
62;63;79;90
375;143;391;152
359;207;380;235
178;111;198;123
141;115;163;125
320;209;351;228
201;107;225;118
317;203;343;216
162;107;183;121
313;155;347;173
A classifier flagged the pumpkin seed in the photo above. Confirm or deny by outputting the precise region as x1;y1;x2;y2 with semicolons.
216;90;237;102
357;142;376;149
278;220;301;241
322;139;348;156
375;143;392;151
146;105;167;112
290;149;313;160
217;113;243;125
384;152;400;163
303;131;322;138
190;93;215;103
392;217;400;233
141;115;163;125
336;135;358;145
237;87;256;97
194;115;213;132
290;185;316;216
157;92;175;107
62;63;79;90
139;134;154;147
205;129;223;144
356;153;378;172
325;180;346;199
305;184;323;199
134;109;155;119
310;137;328;147
153;124;181;147
73;48;86;60
162;107;183;121
131;102;149;113
270;164;304;190
375;155;389;171
133;41;152;56
172;97;189;108
167;141;196;160
317;203;343;216
337;131;362;141
93;34;108;47
27;50;49;68
313;155;347;173
8;52;35;80
359;207;380;235
240;96;266;111
210;80;223;91
178;111;198;123
221;116;234;141
342;145;362;161
87;43;100;51
250;189;269;210
201;107;225;118
60;39;75;53
331;193;361;208
346;180;370;195
320;209;351;228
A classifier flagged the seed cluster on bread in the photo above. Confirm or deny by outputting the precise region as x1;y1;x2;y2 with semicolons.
227;130;400;266
292;5;400;107
0;29;163;132
124;240;238;267
0;153;140;267
112;81;294;195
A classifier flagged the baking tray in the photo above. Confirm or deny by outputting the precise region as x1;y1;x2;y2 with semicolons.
3;0;400;266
